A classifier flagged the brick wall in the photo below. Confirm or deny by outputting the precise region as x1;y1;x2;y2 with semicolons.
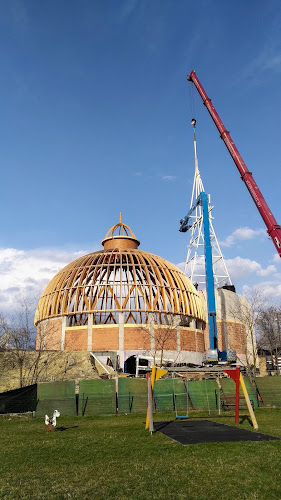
216;324;226;351
203;321;245;354
124;326;147;350
227;321;246;353
180;329;196;351
36;317;248;358
65;328;87;350
92;326;119;350
154;327;177;351
36;322;45;350
196;331;205;352
37;318;62;350
203;328;210;350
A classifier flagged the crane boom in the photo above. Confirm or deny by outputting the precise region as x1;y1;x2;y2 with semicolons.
187;70;281;257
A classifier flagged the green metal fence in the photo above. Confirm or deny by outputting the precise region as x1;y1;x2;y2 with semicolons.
2;374;281;417
79;379;116;416
118;378;147;413
36;381;76;417
244;378;259;408
188;379;217;410
154;379;187;412
255;377;281;407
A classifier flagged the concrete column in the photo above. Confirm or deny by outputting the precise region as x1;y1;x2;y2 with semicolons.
87;313;93;351
118;351;125;372
61;316;66;350
148;313;155;351
190;319;196;328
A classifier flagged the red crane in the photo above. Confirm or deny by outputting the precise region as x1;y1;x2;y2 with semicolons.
187;70;281;257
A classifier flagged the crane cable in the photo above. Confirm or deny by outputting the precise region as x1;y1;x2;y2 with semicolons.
189;81;196;124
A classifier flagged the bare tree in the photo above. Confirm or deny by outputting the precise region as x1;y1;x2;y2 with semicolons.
141;314;179;367
227;287;264;381
0;299;82;389
1;299;36;387
256;304;281;373
0;314;10;350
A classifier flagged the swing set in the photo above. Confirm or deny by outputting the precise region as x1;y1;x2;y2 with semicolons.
145;365;258;434
172;376;189;420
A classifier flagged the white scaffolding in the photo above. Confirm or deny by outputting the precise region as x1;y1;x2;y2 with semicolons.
184;123;232;288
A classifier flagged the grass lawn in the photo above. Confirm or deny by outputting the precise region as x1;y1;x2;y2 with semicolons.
0;409;281;500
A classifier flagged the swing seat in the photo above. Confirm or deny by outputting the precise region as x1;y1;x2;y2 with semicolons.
175;415;189;419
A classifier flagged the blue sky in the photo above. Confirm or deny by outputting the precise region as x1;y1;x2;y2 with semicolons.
1;0;281;313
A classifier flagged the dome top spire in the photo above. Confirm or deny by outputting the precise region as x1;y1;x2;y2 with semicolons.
101;213;140;250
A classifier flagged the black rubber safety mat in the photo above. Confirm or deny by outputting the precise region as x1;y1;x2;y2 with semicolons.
153;420;280;445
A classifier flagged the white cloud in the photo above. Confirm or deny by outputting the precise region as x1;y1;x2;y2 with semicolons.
0;246;97;316
220;227;266;247
177;254;279;285
175;261;185;272
225;256;260;281
176;248;281;301
256;264;277;277
242;281;281;300
272;253;281;264
225;256;280;284
175;258;206;286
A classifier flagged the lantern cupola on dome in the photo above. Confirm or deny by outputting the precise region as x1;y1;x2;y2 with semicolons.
101;213;140;250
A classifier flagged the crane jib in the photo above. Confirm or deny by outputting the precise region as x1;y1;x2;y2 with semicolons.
188;70;281;257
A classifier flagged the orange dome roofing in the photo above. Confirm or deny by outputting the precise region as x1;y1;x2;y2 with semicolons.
34;218;206;325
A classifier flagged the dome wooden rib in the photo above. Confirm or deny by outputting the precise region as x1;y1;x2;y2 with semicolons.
34;248;205;325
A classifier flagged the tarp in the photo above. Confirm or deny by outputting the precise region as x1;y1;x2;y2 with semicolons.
0;384;37;414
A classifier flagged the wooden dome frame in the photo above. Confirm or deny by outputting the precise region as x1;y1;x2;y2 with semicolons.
35;220;206;327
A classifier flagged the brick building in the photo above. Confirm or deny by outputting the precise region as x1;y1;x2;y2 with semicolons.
35;218;252;371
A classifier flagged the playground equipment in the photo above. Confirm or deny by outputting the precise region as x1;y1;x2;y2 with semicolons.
45;409;60;431
187;70;281;257
224;367;258;429
145;366;258;434
174;379;189;420
145;366;167;434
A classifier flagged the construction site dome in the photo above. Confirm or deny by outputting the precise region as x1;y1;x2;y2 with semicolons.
35;217;206;326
